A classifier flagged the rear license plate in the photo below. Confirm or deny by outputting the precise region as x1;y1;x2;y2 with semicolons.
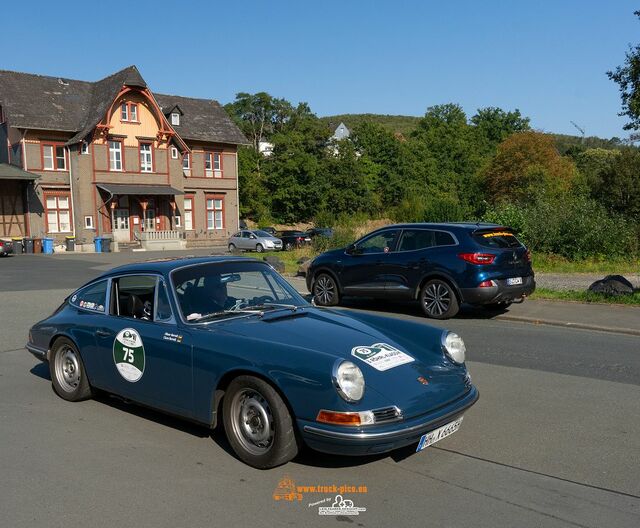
507;277;523;286
416;416;463;452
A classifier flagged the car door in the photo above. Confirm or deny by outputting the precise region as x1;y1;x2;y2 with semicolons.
384;229;459;298
240;231;254;250
94;274;194;417
340;229;400;296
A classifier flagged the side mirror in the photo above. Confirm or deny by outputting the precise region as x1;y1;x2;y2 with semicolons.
345;244;356;255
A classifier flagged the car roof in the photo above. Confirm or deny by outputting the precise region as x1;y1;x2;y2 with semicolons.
101;256;262;277
376;222;502;231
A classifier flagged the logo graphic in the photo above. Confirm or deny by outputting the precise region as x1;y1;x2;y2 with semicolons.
113;328;145;382
351;342;414;371
318;495;366;516
272;476;303;502
417;376;429;385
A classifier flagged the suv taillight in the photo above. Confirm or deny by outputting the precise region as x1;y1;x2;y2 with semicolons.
525;249;532;262
458;253;496;265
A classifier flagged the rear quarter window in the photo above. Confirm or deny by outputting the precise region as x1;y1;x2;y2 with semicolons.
473;231;523;249
70;280;108;312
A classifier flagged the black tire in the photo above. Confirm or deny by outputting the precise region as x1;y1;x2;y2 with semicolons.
312;273;340;306
222;375;300;469
49;337;93;402
255;243;264;253
228;243;236;252
420;279;459;319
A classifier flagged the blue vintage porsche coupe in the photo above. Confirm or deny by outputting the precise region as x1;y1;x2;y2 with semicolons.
27;257;478;469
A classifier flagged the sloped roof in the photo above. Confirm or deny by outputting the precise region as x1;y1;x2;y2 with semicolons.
155;93;248;145
0;66;246;146
0;163;41;180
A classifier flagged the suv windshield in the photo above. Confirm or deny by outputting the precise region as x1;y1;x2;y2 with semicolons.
172;261;307;322
473;230;523;249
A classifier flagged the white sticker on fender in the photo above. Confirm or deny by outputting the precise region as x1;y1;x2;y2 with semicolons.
351;342;414;371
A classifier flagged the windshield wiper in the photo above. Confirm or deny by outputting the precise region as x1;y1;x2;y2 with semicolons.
251;303;300;312
188;308;264;322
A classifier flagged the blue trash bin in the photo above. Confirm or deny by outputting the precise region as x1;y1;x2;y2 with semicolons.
94;237;103;253
42;238;54;254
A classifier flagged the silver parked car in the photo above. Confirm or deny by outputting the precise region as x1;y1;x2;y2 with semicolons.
228;230;283;253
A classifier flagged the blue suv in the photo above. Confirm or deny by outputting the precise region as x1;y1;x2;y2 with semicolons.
306;223;535;319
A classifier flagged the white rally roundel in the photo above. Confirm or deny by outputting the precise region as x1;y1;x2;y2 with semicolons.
113;328;145;382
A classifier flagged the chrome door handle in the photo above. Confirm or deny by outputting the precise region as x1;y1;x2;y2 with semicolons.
95;329;113;338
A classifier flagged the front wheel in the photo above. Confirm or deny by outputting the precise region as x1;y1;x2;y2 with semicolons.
223;376;300;469
420;279;459;319
255;243;264;253
49;337;93;401
313;273;340;306
228;243;236;252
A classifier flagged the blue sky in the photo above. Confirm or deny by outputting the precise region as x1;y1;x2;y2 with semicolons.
2;0;637;138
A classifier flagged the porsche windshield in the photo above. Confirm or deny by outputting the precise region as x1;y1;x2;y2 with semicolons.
171;261;308;322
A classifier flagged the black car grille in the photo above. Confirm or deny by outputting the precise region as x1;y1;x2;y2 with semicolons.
372;406;403;424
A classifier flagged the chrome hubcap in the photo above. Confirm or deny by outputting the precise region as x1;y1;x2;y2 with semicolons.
230;389;274;455
423;283;451;316
314;276;335;305
54;346;81;392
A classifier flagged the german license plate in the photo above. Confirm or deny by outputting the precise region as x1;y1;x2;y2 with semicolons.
416;417;463;452
507;277;523;286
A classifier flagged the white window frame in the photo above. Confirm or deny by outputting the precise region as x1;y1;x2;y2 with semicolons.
140;143;153;172
206;197;223;230
84;215;95;229
182;153;191;170
171;147;178;159
43;145;54;170
43;144;66;171
184;197;194;231
171;112;180;126
45;195;71;233
174;215;181;228
81;141;89;155
109;141;123;171
120;103;128;121
130;104;138;122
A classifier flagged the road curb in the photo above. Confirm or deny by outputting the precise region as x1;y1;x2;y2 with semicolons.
495;314;640;337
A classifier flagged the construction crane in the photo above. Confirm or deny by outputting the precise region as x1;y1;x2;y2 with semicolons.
570;121;585;143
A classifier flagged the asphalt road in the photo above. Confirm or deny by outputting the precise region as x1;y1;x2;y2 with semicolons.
1;253;639;528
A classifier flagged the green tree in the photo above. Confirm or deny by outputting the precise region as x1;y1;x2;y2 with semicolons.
471;107;530;146
574;148;621;194
608;10;640;131
598;148;640;220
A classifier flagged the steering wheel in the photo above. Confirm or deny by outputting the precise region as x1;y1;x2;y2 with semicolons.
252;295;275;305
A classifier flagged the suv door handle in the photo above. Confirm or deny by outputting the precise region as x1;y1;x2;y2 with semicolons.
95;329;113;338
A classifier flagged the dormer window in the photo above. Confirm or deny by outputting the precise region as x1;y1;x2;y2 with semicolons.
120;102;139;122
171;112;180;126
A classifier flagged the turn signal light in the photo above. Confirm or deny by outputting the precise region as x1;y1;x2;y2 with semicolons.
316;410;375;426
458;253;496;265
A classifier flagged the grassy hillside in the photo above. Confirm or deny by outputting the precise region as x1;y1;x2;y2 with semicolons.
320;113;422;136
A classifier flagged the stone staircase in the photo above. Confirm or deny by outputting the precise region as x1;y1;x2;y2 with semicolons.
116;241;142;252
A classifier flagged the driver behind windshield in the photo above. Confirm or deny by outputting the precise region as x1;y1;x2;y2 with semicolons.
185;274;238;319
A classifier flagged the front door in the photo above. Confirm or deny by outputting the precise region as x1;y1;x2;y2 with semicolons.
340;229;400;296
94;275;193;416
113;209;130;242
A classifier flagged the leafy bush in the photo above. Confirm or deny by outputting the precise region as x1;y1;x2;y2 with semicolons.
484;194;638;259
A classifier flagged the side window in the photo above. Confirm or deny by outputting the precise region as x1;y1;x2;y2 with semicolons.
232;231;241;238
399;230;435;251
434;231;456;246
70;280;108;313
112;275;157;320
242;231;251;238
155;280;174;322
356;230;400;254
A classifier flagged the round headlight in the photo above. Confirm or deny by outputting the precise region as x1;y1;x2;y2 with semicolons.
333;360;365;402
442;331;466;364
